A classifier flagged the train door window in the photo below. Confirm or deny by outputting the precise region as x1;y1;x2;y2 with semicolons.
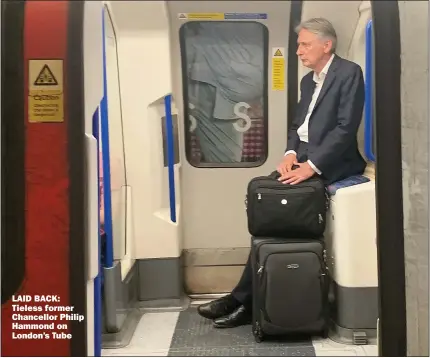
180;21;269;167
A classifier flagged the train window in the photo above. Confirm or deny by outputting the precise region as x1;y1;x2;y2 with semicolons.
180;21;268;167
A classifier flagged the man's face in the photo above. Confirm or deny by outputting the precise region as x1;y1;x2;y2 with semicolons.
296;29;332;69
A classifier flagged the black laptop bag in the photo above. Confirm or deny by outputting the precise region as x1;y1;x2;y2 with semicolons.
246;170;329;238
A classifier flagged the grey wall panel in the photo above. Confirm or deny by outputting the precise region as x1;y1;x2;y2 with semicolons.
399;1;429;355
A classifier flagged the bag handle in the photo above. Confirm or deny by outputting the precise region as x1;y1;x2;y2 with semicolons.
268;170;281;179
268;165;300;180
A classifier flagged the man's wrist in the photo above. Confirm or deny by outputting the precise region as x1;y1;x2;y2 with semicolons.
307;160;322;175
285;150;297;157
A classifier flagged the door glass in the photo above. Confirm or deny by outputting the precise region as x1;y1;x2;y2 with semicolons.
180;21;268;167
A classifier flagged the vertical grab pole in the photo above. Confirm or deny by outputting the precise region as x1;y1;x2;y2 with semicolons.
364;20;376;162
101;7;114;267
164;95;176;223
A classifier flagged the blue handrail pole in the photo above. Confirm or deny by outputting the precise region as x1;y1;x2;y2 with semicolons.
101;7;115;267
92;107;102;357
364;20;376;162
164;95;177;223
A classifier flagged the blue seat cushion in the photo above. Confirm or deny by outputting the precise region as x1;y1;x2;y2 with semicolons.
326;175;370;196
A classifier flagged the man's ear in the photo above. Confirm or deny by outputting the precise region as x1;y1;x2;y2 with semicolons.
324;40;332;54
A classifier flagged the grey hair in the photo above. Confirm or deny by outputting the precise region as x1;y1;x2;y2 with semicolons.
295;18;337;53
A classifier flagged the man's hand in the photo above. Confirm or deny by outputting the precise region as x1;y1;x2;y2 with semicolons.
277;153;297;177
278;161;316;185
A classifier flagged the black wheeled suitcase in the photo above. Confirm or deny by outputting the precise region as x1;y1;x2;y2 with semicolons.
251;237;329;342
246;170;329;238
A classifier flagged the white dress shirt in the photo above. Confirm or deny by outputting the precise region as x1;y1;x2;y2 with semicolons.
285;54;335;175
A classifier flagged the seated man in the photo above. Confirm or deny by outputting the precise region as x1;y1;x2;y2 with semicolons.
197;17;367;328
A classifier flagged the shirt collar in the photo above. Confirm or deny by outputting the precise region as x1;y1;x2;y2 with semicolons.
313;53;335;83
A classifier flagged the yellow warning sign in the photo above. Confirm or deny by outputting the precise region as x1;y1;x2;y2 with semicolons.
185;13;224;20
274;49;283;57
28;59;64;123
34;64;58;86
272;47;285;91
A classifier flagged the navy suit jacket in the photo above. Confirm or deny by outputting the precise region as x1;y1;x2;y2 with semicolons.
286;55;367;185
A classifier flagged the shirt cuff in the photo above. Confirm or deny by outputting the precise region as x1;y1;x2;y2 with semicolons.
307;160;322;175
285;150;297;156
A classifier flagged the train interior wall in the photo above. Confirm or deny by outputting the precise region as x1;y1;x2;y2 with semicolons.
168;0;291;295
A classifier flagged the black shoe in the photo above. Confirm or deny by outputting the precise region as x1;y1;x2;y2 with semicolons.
213;305;252;328
197;294;241;320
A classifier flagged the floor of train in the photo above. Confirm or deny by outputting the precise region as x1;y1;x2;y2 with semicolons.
102;300;378;357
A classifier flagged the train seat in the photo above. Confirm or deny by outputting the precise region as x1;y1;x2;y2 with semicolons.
326;175;370;196
324;177;378;345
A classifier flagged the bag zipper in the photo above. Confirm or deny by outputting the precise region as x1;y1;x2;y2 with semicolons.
252;183;319;193
248;175;325;189
256;187;315;202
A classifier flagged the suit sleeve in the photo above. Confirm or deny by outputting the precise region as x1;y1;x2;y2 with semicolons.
285;78;305;153
307;65;365;173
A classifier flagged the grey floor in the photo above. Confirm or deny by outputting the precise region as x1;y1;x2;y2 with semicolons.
168;307;315;356
102;302;378;357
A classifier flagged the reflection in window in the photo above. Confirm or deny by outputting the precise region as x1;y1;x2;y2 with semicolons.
180;22;268;166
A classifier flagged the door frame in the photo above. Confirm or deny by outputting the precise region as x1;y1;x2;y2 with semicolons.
371;1;406;355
